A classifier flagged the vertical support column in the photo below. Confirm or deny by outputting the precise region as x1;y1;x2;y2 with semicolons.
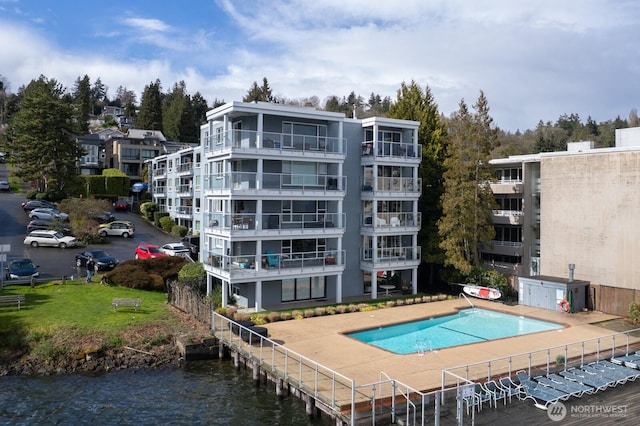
335;274;342;304
255;281;263;312
221;278;228;307
252;362;260;385
412;268;418;294
276;378;284;398
257;112;263;148
206;273;213;296
232;350;240;369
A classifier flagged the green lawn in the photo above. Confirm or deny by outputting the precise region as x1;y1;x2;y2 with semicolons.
0;279;182;357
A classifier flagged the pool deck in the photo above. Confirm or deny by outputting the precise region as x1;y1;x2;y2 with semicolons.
263;298;632;392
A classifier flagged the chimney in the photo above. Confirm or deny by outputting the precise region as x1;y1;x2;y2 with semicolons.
568;263;575;282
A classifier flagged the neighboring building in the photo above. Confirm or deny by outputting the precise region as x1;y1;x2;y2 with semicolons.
148;146;202;232
148;101;422;311
104;129;193;180
76;129;125;175
487;129;640;316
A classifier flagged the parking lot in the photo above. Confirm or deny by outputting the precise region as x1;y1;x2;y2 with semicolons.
0;169;181;282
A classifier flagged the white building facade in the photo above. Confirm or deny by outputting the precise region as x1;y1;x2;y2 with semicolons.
149;101;421;311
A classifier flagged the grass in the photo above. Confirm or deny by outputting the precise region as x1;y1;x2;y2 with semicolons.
0;278;185;363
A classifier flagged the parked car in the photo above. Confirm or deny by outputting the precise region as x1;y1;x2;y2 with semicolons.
160;242;190;256
98;221;135;238
75;249;118;271
93;211;116;224
181;235;200;259
28;208;69;221
27;219;73;235
134;243;167;260
5;258;39;280
21;199;57;211
24;230;77;248
0;180;10;191
114;197;130;211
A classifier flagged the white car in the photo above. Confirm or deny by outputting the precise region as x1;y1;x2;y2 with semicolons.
160;242;191;256
98;221;135;238
28;208;69;221
0;180;10;191
24;230;77;248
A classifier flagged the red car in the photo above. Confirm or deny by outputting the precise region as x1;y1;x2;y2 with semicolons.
114;197;130;211
134;243;168;260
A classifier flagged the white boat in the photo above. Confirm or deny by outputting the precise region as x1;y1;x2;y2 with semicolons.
463;284;502;300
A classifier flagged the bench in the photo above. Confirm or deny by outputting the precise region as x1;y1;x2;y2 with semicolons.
0;294;26;310
112;298;141;311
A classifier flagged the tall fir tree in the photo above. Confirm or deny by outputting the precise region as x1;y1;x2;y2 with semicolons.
389;81;448;286
438;91;499;275
137;79;163;130
7;76;84;192
72;75;91;134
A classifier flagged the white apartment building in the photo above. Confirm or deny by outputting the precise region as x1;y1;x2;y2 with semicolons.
149;101;421;311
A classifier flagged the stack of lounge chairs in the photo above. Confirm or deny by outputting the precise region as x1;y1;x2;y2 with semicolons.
467;351;640;412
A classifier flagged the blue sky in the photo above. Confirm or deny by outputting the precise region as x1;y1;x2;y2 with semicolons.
1;0;640;132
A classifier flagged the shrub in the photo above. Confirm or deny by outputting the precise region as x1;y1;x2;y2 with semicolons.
280;312;292;321
359;304;377;312
225;306;237;318
303;309;315;318
267;312;281;322
335;305;347;314
234;312;251;322
386;301;396;308
103;257;189;291
140;201;158;221
178;262;206;295
172;225;188;238
325;306;336;315
154;211;170;227
292;310;304;320
314;307;326;316
348;304;358;313
405;298;414;305
252;314;268;325
159;216;175;232
422;295;431;303
396;299;405;306
629;302;640;323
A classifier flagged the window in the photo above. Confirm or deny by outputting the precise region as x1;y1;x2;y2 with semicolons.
282;276;326;302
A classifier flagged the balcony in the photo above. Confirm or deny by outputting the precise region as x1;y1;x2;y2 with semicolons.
360;141;421;161
491;209;524;225
204;129;346;157
204;212;345;233
361;176;421;194
361;246;421;268
154;168;167;179
152;186;167;196
176;184;193;196
176;163;193;175
490;180;524;194
203;249;345;278
204;172;346;194
362;212;421;229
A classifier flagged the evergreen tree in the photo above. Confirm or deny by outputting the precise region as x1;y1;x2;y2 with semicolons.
438;91;499;274
243;77;274;103
389;81;448;283
7;75;84;192
137;79;163;130
72;75;91;134
191;92;210;126
91;77;107;115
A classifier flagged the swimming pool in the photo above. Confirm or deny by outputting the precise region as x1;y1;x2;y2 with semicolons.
346;308;564;354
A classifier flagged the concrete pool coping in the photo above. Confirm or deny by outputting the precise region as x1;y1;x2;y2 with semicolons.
262;298;631;391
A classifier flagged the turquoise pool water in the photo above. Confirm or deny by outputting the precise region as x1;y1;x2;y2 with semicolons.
347;308;564;354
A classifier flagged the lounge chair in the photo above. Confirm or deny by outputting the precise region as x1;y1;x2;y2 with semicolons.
610;351;640;368
559;368;611;392
547;373;596;395
582;364;628;385
516;370;569;409
534;375;591;398
591;360;640;381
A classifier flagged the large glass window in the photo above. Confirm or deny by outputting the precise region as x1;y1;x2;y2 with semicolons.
282;276;326;302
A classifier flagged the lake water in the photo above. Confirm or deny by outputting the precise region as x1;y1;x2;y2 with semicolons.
0;360;329;425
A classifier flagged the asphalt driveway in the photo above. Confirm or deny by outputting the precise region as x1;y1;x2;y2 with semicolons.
0;172;180;282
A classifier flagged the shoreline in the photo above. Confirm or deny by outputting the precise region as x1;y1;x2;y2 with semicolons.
0;306;213;377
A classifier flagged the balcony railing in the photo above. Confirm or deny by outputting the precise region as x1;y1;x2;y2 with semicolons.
362;246;421;263
205;129;346;156
154;168;167;178
204;172;346;192
203;250;345;275
204;212;345;232
362;212;421;228
176;163;193;174
361;176;421;193
361;141;421;160
152;186;167;195
176;184;193;195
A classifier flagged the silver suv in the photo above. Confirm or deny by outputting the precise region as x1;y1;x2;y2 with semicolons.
98;221;135;238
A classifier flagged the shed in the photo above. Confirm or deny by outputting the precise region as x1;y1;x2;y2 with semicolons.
517;275;589;313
